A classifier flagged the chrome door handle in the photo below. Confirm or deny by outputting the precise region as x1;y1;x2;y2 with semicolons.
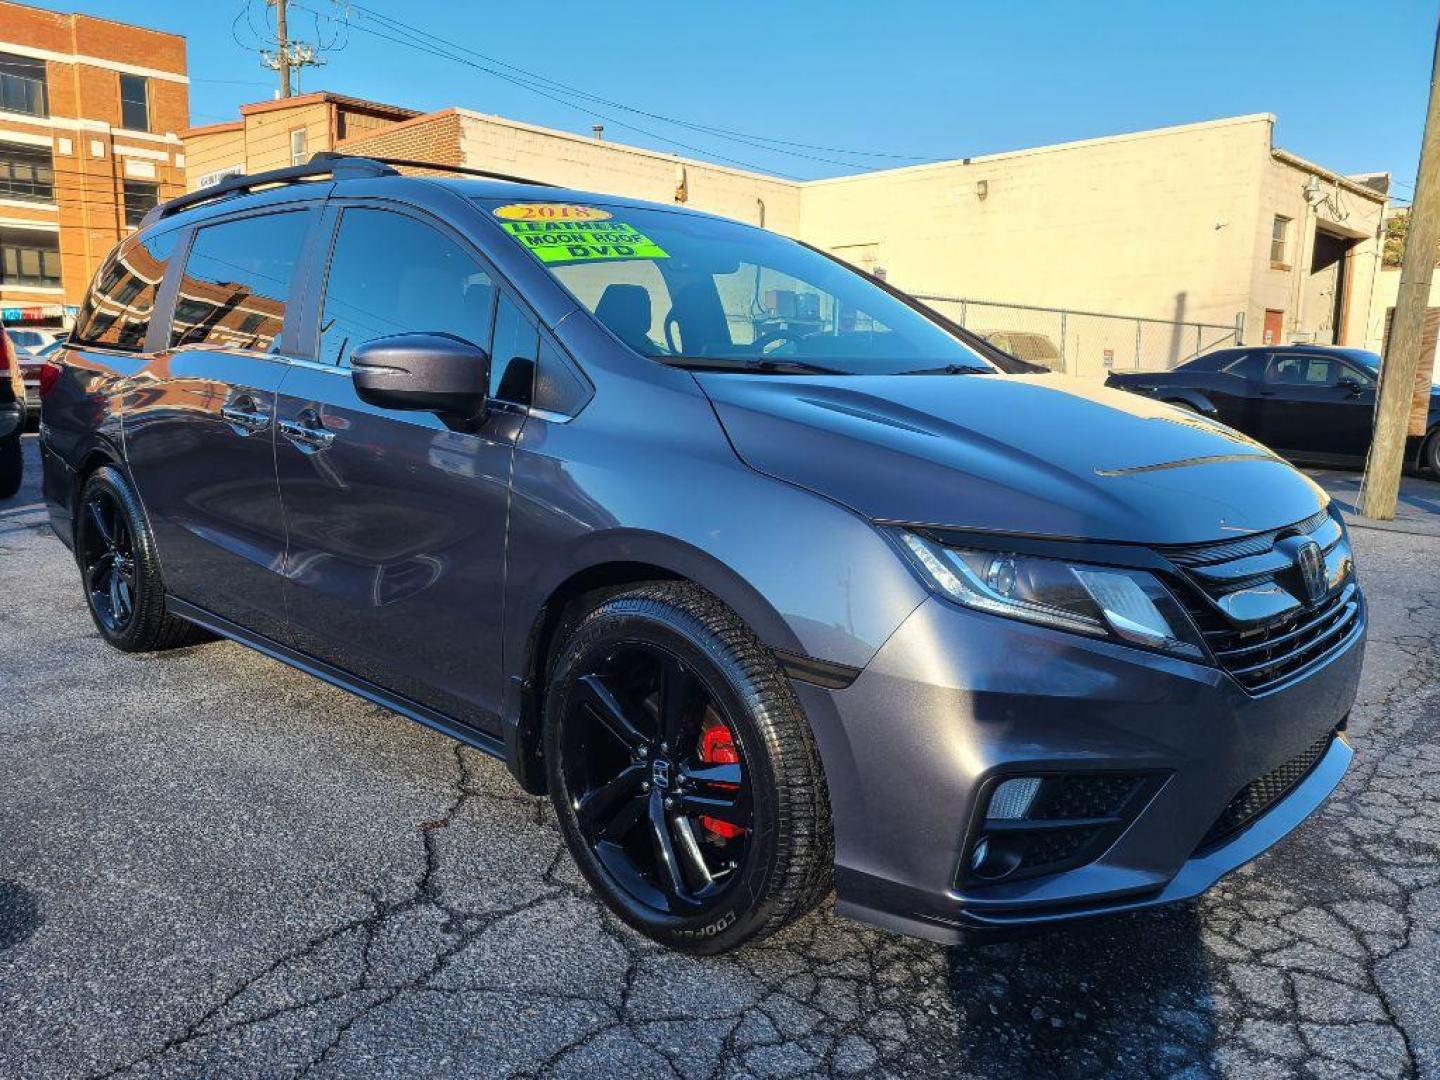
221;400;270;435
278;414;336;452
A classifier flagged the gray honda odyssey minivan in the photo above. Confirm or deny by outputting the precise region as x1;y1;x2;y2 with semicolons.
40;154;1364;954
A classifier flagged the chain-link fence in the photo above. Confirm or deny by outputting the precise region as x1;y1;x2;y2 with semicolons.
910;294;1244;378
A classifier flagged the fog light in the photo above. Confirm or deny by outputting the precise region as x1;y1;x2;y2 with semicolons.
968;834;1024;880
987;777;1041;820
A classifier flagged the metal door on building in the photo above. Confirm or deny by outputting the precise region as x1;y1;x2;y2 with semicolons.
1263;309;1285;345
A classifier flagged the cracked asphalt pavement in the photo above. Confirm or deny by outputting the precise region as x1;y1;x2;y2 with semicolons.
3;434;1439;1079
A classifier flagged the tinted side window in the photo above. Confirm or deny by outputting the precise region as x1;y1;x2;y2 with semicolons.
1221;352;1267;379
533;336;593;417
1341;363;1375;387
170;211;308;352
72;230;177;351
1266;354;1341;387
489;293;537;403
319;208;495;367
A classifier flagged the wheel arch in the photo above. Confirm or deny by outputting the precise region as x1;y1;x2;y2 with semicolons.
1420;421;1440;473
68;437;128;538
501;534;811;795
1160;390;1219;418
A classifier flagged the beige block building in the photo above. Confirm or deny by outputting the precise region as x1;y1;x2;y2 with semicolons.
332;108;804;234
185;103;1387;374
802;117;1386;354
182;92;419;191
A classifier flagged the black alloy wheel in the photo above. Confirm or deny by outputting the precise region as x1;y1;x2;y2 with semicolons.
80;487;138;633
560;643;753;917
544;582;833;954
75;466;209;652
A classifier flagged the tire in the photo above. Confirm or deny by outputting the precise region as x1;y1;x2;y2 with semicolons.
75;466;209;652
0;432;19;500
543;582;833;955
1424;430;1440;477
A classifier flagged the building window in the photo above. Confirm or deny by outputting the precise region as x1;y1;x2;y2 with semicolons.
290;128;308;166
119;74;150;132
0;52;48;117
0;227;61;288
0;142;55;202
122;181;159;228
1271;215;1291;267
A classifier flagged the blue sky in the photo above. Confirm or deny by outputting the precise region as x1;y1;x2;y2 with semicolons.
54;0;1438;199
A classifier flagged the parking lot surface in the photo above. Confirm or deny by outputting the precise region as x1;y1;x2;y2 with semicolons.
2;435;1438;1080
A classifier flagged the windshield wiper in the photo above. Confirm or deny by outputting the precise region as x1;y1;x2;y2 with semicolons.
895;364;990;376
658;355;845;376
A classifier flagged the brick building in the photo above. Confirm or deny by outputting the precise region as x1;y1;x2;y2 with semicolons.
0;0;187;330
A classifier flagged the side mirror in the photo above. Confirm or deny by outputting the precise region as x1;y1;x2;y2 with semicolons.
351;333;490;416
1336;375;1366;398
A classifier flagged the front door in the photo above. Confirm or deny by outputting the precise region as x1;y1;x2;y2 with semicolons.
123;206;317;641
1202;350;1266;433
274;204;527;731
1256;352;1376;459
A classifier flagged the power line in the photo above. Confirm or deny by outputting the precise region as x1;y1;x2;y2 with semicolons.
349;1;940;166
192;78;274;87
290;1;941;177
287;3;806;179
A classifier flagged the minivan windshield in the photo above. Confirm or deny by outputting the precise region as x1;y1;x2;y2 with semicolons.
474;199;993;376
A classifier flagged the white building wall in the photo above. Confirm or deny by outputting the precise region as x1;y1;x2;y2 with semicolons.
798;115;1281;328
453;110;803;236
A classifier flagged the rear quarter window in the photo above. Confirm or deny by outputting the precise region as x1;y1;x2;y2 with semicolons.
71;230;178;351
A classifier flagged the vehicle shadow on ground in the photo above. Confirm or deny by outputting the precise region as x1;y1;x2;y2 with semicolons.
944;904;1211;1077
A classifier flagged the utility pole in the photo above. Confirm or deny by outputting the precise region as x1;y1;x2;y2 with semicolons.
269;0;292;98
1361;12;1440;519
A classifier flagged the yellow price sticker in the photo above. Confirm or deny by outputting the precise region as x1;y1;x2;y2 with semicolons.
492;203;613;222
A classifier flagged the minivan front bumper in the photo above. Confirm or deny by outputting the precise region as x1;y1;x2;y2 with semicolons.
796;592;1365;944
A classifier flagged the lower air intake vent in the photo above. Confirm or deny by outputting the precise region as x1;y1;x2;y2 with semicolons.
1198;732;1334;850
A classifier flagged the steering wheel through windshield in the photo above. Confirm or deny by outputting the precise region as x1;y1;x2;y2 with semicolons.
750;327;806;356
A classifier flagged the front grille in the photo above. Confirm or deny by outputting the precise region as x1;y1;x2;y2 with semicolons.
1162;512;1362;695
1198;731;1334;849
1185;584;1360;693
1164;509;1330;568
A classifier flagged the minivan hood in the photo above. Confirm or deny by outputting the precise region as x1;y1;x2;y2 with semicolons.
696;372;1328;545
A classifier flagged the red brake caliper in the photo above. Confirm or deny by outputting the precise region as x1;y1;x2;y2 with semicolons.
698;718;743;840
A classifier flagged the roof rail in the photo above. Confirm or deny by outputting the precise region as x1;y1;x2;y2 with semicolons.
138;153;397;229
361;156;558;188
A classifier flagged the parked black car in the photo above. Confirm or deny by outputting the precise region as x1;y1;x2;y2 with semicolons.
42;156;1364;954
1107;344;1440;473
1;329;25;499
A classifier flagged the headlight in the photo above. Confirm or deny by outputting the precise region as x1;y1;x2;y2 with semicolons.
896;532;1206;660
